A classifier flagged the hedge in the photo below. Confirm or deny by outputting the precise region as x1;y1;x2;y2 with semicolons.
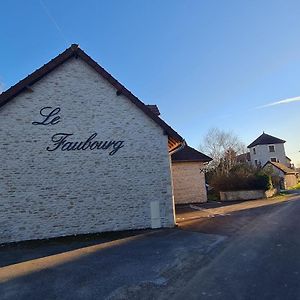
210;173;272;192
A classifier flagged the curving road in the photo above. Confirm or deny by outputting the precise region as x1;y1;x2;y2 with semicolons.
1;193;299;299
174;193;300;300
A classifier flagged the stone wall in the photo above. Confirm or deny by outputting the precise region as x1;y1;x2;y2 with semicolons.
171;162;207;204
220;189;277;201
0;57;175;244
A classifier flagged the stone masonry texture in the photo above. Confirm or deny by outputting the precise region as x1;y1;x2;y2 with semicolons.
0;57;175;243
171;162;207;204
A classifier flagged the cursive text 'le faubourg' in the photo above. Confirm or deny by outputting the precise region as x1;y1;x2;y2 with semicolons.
32;106;125;156
46;133;124;156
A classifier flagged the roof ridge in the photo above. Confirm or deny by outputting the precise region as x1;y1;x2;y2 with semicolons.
0;44;184;151
247;132;286;148
264;161;298;174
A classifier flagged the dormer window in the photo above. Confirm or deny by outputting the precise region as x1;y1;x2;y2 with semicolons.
253;148;256;154
269;145;275;153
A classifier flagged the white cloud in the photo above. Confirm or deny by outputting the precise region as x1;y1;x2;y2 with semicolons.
256;96;300;109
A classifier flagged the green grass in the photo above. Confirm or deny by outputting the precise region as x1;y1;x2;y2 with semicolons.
288;182;300;190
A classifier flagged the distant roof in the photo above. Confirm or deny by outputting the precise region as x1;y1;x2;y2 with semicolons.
0;44;184;151
146;105;160;116
263;161;298;174
247;133;286;148
172;145;212;163
236;152;251;163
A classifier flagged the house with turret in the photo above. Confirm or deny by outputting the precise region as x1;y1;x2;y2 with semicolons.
245;132;298;189
247;132;289;167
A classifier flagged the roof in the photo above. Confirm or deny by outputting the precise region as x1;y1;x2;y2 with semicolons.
146;105;160;116
263;161;298;175
171;145;212;163
0;44;183;151
236;152;251;163
247;133;286;148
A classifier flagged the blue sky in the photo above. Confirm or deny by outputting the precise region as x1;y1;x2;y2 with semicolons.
1;0;300;166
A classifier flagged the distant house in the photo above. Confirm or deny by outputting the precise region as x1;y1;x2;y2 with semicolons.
263;161;298;189
286;156;295;169
171;145;212;204
247;132;291;167
236;152;251;164
237;132;299;189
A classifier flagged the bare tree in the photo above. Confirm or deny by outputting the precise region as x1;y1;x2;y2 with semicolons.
199;128;246;174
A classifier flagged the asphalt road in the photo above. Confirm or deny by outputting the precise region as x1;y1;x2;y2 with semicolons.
173;194;300;300
1;193;300;299
0;227;223;299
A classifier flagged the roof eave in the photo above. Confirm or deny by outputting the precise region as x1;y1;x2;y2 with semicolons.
0;44;184;145
247;141;286;148
0;46;76;108
263;161;298;174
172;158;212;163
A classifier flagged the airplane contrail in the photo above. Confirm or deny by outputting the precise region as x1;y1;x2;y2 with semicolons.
39;0;69;45
256;96;300;109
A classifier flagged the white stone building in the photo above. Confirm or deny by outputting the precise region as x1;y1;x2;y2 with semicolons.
246;132;298;189
171;146;212;204
247;132;290;167
0;44;186;244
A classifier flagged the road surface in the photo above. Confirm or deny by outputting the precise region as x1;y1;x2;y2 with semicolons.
1;193;300;299
172;193;300;300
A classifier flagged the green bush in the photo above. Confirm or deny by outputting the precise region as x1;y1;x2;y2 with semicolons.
253;174;273;191
209;168;272;192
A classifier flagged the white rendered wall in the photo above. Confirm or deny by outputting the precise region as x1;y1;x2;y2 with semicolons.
249;143;287;167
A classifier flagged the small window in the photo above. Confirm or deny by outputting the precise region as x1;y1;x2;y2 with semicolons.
255;160;258;166
253;148;256;155
269;145;275;153
271;157;277;162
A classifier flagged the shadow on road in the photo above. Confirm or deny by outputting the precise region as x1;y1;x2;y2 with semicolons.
0;229;152;268
0;229;223;299
176;194;300;236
